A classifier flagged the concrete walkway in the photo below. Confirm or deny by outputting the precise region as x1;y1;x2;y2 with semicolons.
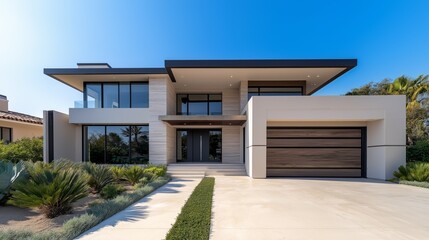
211;177;429;240
78;178;201;240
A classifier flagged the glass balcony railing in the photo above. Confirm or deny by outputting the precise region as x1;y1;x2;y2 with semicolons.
74;100;99;108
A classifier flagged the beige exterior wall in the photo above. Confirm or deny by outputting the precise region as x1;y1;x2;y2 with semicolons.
149;78;175;164
245;95;406;180
223;88;240;115
240;80;248;112
43;111;80;163
222;126;242;163
0;120;43;141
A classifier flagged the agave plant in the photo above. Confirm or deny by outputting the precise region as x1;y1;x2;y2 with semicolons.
10;167;89;218
0;161;26;205
82;163;115;193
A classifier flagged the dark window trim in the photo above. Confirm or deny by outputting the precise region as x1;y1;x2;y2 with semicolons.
83;124;149;164
83;82;148;109
175;128;222;162
248;86;304;98
47;111;54;162
176;93;222;115
0;126;12;144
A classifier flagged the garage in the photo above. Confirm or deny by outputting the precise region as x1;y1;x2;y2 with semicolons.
267;127;366;177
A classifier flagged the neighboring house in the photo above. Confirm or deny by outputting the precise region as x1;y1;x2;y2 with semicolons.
0;95;43;143
43;60;406;180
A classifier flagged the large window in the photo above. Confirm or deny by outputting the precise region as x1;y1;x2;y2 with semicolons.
84;82;148;108
176;94;222;115
0;127;12;144
84;125;149;164
248;86;303;100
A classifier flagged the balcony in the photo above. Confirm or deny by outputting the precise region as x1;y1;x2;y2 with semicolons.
69;106;150;125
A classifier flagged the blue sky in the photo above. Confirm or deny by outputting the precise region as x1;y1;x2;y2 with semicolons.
0;0;428;117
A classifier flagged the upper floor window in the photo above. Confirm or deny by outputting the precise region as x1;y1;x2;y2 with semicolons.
248;86;303;100
0;127;12;144
84;82;148;108
177;94;222;115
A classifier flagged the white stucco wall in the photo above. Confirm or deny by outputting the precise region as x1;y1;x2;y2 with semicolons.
43;111;80;163
245;95;406;180
69;108;150;124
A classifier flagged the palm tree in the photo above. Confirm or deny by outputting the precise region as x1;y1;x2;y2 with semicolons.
388;75;429;110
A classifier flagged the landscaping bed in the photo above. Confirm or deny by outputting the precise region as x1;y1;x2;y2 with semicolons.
0;160;170;240
392;162;429;189
166;177;215;240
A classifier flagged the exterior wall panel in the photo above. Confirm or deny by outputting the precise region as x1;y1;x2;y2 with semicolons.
222;126;241;163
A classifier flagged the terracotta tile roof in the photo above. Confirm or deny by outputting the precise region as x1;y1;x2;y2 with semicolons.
0;111;43;125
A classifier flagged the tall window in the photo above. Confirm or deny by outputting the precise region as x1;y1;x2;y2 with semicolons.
0;127;12;144
248;86;303;100
84;125;149;164
176;94;222;115
84;82;148;108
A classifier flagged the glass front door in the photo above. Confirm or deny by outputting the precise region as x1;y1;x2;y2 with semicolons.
177;129;222;162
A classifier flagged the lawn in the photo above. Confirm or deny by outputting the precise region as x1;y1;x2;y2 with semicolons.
166;177;215;240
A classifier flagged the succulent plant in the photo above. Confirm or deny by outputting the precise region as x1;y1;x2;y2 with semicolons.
0;161;26;205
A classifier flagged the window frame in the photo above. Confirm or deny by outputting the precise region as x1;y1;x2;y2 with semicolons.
248;86;304;100
83;82;149;109
82;124;149;164
176;93;222;115
0;127;12;144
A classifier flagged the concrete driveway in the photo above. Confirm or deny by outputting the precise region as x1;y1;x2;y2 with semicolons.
211;177;429;240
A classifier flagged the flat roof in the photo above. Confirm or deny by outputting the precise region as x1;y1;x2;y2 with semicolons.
44;59;357;93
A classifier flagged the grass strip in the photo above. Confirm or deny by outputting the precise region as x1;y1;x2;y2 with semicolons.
399;180;429;189
0;176;170;240
166;177;215;240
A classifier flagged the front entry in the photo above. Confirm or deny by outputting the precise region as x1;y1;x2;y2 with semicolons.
177;129;222;162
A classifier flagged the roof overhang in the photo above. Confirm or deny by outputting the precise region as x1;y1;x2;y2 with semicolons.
165;59;357;94
43;68;168;92
44;59;357;94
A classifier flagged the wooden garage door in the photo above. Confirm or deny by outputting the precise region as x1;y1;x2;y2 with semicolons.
267;127;366;177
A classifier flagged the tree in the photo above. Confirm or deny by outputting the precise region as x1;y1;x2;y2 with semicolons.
387;75;429;110
345;75;429;145
345;79;391;95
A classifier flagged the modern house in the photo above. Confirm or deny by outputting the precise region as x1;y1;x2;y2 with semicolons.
0;95;43;143
43;59;405;179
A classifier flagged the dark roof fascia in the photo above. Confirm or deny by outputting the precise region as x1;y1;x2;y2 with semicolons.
164;59;357;83
77;63;112;68
43;67;167;76
43;68;168;92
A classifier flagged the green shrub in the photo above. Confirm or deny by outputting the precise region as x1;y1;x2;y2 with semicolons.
0;137;43;163
133;177;149;189
0;177;170;240
393;162;429;182
143;165;167;177
82;163;115;193
122;166;145;185
166;177;215;240
0;161;26;205
10;165;89;218
100;184;125;200
110;166;125;181
407;140;429;162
